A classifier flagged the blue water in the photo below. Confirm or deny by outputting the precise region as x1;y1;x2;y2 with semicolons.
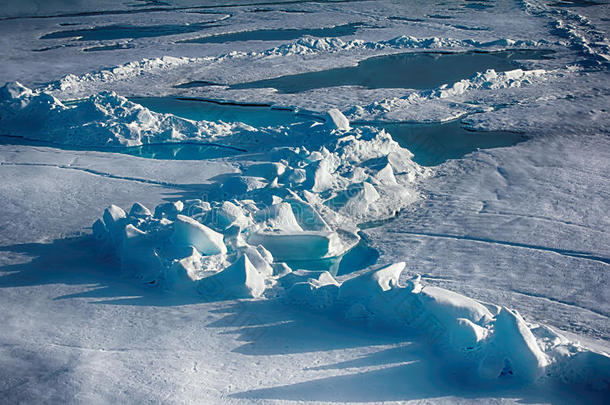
549;0;604;6
375;120;527;166
0;135;243;160
122;142;244;159
229;49;554;93
179;22;364;44
0;96;524;165
131;97;321;127
131;98;525;165
41;21;221;41
174;81;219;89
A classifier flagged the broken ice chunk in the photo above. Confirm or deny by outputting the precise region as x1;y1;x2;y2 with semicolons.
170;214;227;255
254;202;303;233
129;202;152;218
154;201;184;220
286;271;340;310
221;176;267;197
210;201;252;231
286;168;307;185
285;197;330;231
341;182;380;217
339;262;406;302
165;247;202;292
92;218;108;240
487;307;549;381
328;182;380;218
418;286;494;327
309;158;334;192
449;318;489;351
373;163;397;185
562;349;610;390
324;108;351;131
287;281;339;310
238;245;274;277
120;224;164;282
198;254;265;299
245;162;286;180
102;204;127;243
247;231;344;261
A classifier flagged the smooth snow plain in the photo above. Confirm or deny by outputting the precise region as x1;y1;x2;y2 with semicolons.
1;0;609;404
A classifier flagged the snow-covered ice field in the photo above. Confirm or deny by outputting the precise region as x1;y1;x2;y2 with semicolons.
1;0;609;403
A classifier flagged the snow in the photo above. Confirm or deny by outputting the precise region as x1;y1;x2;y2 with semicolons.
1;0;610;403
199;253;265;299
171;214;227;255
40;36;550;100
324;108;351;131
0;81;249;147
418;285;494;326
486;307;549;381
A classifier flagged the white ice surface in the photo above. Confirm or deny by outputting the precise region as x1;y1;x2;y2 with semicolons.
365;132;610;343
1;0;610;403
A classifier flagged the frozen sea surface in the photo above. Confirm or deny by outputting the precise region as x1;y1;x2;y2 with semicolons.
1;0;609;404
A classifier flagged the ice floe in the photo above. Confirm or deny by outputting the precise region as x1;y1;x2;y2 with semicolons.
0;81;251;147
87;104;426;298
346;68;550;123
40;35;551;100
2;1;609;401
80;88;609;390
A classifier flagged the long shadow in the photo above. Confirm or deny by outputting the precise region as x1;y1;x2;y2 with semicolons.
1;237;606;403
210;302;606;404
0;236;205;307
228;362;571;404
207;299;407;355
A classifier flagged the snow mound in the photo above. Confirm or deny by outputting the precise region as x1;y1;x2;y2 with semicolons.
0;82;250;147
50;56;207;93
346;68;549;122
91;101;427;300
77;82;608;389
333;265;609;386
95;196;610;387
551;9;610;66
521;0;609;66
265;35;545;57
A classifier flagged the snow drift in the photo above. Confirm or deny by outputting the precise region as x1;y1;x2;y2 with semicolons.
288;263;609;387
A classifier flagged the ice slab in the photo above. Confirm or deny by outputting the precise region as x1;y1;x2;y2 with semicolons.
283;239;379;276
171;214;227;255
324;108;350;131
247;231;345;261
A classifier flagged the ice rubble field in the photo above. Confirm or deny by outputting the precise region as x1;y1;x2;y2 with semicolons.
1;0;610;404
